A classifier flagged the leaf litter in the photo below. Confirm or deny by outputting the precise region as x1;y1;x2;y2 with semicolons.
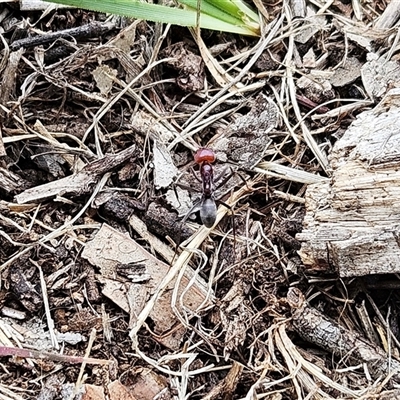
1;1;400;399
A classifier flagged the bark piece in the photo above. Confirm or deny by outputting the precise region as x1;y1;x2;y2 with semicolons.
202;361;243;400
108;381;138;400
92;65;117;96
0;127;6;157
9;265;43;313
289;0;306;18
211;93;277;169
362;53;400;99
144;202;192;245
153;140;178;189
37;374;64;400
127;368;169;400
330;57;362;87
10;22;115;51
0;49;24;116
15;144;136;204
81;384;105;400
0;168;31;195
30;147;66;178
81;224;210;348
162;42;205;92
294;7;327;44
287;288;400;383
297;106;400;277
94;191;144;222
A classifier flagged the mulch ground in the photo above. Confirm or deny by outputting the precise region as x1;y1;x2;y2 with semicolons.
1;1;400;399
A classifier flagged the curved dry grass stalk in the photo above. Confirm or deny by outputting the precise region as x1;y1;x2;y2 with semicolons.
128;179;257;370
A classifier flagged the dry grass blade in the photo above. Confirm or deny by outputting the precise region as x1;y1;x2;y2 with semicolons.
0;345;111;365
254;162;328;184
129;179;256;361
277;325;364;398
29;258;59;350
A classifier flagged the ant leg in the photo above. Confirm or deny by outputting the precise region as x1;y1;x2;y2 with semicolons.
175;182;201;193
190;166;202;183
171;199;202;265
235;169;251;191
214;166;233;190
172;183;182;208
215;166;251;192
216;199;237;251
181;199;202;224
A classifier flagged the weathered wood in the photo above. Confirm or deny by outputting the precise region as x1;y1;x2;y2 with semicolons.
0;48;24;116
375;0;400;29
0;167;31;194
297;106;400;277
288;288;400;383
10;21;115;51
15;144;136;204
82;224;210;349
19;0;71;10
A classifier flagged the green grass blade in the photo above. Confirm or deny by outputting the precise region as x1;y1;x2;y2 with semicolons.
179;0;246;26
180;0;239;20
181;0;259;31
205;0;259;23
45;0;260;36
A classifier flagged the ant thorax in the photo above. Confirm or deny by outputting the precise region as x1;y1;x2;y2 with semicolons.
166;147;244;228
170;163;239;219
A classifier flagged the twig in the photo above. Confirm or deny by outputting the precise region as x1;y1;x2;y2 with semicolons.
71;328;98;400
288;288;400;383
10;21;115;51
30;258;59;350
0;345;110;365
15;144;135;204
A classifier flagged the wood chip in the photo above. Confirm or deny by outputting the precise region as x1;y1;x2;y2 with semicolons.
81;224;210;348
298;105;400;277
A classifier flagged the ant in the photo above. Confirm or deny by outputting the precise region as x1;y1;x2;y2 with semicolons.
181;147;234;229
193;148;218;228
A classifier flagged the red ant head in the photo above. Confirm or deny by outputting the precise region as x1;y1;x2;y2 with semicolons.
194;148;216;164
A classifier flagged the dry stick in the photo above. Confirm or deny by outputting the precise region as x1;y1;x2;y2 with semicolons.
277;325;363;398
10;21;115;51
288;288;400;384
129;179;258;367
30;258;59;350
375;0;400;29
0;33;10;73
0;345;110;365
0;126;7;157
0;173;111;273
71;328;98;400
15;144;135;203
0;48;24;115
